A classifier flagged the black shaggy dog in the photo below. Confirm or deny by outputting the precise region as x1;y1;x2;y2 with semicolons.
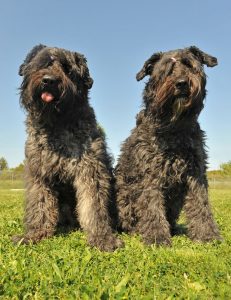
12;45;123;251
115;46;221;246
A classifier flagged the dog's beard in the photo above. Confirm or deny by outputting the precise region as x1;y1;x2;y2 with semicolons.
153;76;203;122
22;86;77;125
171;97;191;121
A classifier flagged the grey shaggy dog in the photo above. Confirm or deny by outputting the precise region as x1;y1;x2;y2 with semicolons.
115;46;222;246
12;45;123;251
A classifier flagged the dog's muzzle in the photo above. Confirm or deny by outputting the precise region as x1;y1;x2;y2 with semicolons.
40;75;59;103
175;78;190;97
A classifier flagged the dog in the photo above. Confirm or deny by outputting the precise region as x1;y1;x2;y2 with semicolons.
115;46;221;246
12;45;123;251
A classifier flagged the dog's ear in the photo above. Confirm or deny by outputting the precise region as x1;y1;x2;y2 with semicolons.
188;46;218;67
136;52;163;81
19;44;47;76
74;53;93;89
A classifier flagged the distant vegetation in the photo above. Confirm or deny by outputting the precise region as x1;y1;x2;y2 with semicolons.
0;158;24;174
0;157;9;170
207;161;231;179
0;159;24;189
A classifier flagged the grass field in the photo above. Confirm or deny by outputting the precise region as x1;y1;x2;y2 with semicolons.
0;183;230;299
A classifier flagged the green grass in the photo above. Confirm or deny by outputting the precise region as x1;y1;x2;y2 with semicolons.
0;180;24;190
0;184;231;299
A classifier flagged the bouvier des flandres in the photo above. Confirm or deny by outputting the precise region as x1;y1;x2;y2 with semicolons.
13;45;123;251
115;46;221;246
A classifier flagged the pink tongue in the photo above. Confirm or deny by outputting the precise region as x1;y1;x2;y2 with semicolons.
41;92;54;103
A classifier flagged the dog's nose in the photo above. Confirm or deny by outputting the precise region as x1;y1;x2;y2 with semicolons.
176;79;188;90
42;75;57;85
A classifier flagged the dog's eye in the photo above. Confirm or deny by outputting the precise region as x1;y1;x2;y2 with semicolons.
62;63;71;74
47;60;54;67
38;54;55;69
181;58;192;68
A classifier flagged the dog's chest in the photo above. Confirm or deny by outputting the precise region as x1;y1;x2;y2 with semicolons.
26;129;90;179
156;134;200;182
52;130;86;156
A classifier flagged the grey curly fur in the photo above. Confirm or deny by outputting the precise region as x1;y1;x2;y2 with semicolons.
12;45;123;251
115;46;221;246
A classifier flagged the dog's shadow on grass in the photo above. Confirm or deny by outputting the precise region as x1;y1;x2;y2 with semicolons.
172;224;188;236
55;223;188;240
55;224;81;237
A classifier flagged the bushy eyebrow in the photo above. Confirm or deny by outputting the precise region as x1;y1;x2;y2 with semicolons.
34;51;54;69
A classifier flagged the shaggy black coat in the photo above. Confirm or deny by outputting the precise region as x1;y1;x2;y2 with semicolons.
115;46;221;246
13;45;123;251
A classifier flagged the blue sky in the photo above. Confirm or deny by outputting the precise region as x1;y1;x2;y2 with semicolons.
0;0;230;170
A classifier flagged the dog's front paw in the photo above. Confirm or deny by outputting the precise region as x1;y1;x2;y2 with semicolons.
190;231;222;243
88;234;124;252
12;230;54;245
188;222;222;243
12;234;32;245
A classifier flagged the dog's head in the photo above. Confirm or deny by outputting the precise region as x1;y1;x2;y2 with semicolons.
19;45;93;121
136;46;217;122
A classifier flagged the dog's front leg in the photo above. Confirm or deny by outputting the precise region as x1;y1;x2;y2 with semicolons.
136;184;172;246
12;178;59;244
184;176;221;242
74;149;123;251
